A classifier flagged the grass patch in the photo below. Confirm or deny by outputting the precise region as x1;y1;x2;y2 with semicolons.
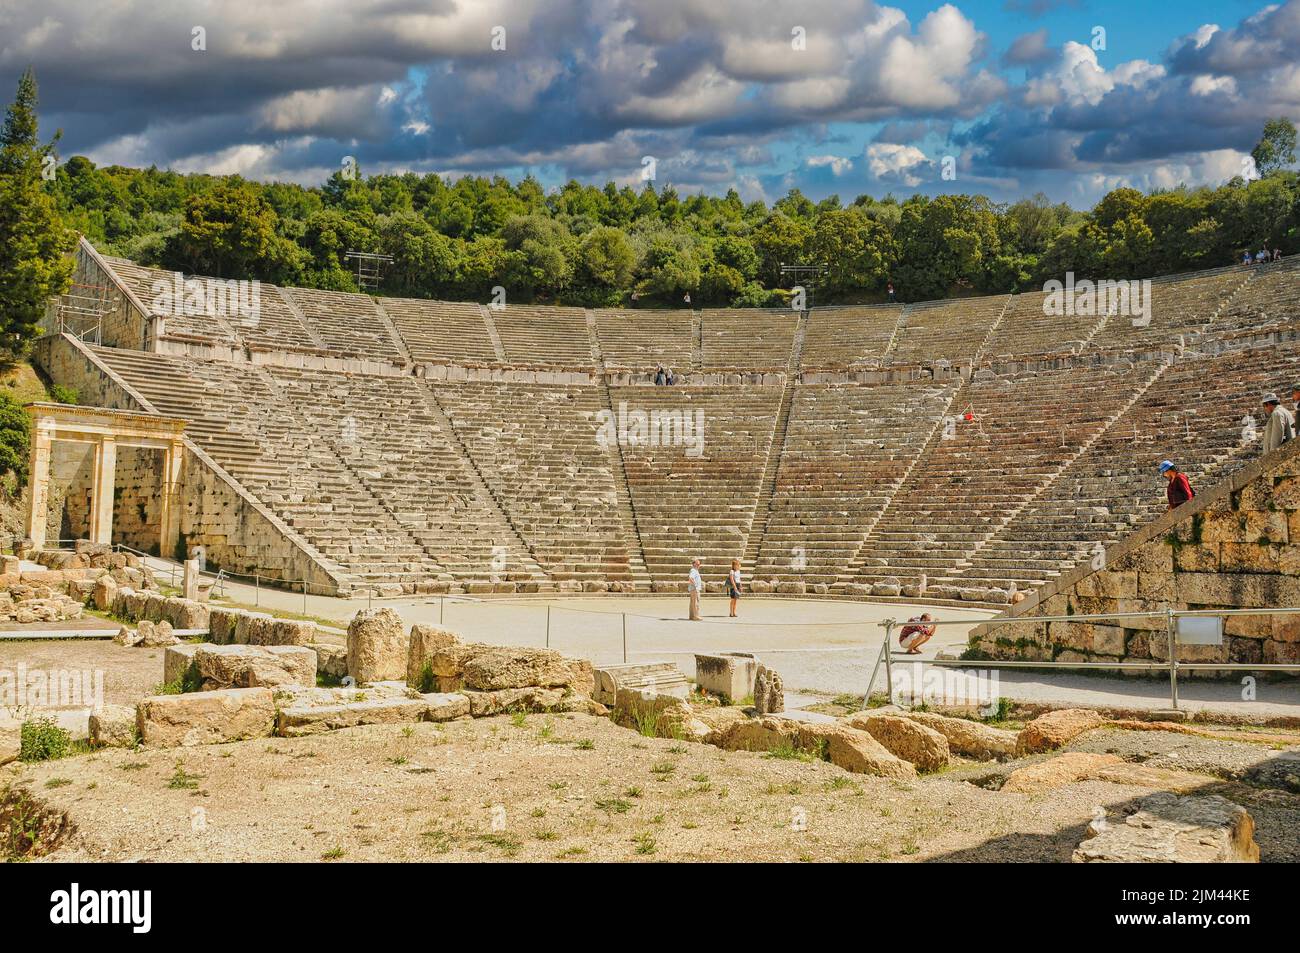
19;718;72;763
166;763;203;790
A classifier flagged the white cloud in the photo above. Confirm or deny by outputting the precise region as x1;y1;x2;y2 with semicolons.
806;154;853;176
866;142;930;186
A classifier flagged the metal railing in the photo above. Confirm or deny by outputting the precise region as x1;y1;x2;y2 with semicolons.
870;606;1300;711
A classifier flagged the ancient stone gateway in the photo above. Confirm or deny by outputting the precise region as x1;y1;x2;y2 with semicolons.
24;402;187;555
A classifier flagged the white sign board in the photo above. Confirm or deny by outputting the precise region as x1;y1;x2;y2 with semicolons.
1175;616;1224;646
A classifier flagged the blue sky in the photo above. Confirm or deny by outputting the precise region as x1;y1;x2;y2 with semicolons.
1;0;1296;208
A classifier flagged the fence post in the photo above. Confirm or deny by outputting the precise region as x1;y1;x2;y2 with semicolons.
255;574;259;607
622;613;627;663
883;620;896;704
1166;608;1179;710
546;604;551;648
303;577;308;615
439;596;444;625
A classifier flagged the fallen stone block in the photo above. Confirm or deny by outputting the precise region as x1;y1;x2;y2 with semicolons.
463;687;570;717
92;574;118;611
896;710;1018;760
261;618;316;646
234;612;275;645
422;692;471;721
613;688;709;740
708;716;915;779
406;624;462;688
1073;793;1259;863
592;662;688;705
276;697;430;737
1016;708;1105;755
847;712;950;772
208;607;245;645
347;608;408;685
1003;752;1125;793
163;643;202;687
89;704;139;748
137;688;275;747
694;652;757;703
163;596;209;630
311;643;348;681
194;645;316;689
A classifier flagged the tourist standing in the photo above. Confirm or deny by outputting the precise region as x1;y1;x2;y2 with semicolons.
688;557;703;621
727;558;742;618
1261;393;1295;453
1158;460;1194;511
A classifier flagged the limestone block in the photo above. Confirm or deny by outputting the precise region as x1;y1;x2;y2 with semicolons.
275;697;429;737
753;663;784;715
234;611;275;645
346;607;408;685
592;662;688;705
137;688;275;747
311;643;349;680
93;574;118;611
163;643;202;686
194;644;316;689
896;710;1017;760
1073;793;1258;863
163;596;209;630
406;624;461;688
89;704;139;748
693;652;757;702
847;712;949;771
1015;708;1104;755
207;607;245;645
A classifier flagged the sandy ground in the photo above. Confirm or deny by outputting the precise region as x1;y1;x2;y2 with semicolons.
5;715;1298;863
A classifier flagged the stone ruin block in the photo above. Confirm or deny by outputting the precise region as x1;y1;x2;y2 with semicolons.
137;687;276;747
693;652;757;703
753;663;784;715
193;644;317;689
592;662;689;706
1073;793;1258;863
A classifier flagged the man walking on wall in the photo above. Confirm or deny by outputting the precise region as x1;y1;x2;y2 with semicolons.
688;558;703;621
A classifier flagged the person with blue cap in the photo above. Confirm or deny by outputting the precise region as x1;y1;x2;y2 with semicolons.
1158;460;1194;511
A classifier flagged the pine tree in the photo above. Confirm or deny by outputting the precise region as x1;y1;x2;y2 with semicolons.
0;67;75;362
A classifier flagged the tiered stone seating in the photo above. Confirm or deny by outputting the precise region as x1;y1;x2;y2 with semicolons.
753;381;955;584
799;305;900;369
431;381;634;583
700;310;798;370
950;345;1300;591
264;367;540;583
285;288;405;362
610;385;782;582
1206;257;1300;340
1086;268;1245;353
90;347;442;589
843;363;1155;589
984;290;1099;359
887;295;1008;366
490;305;594;366
593;309;693;370
382;298;498;364
106;260;321;351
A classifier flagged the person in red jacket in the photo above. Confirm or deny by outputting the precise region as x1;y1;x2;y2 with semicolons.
1158;460;1194;511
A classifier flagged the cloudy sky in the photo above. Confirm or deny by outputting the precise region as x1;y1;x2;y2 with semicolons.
1;0;1297;207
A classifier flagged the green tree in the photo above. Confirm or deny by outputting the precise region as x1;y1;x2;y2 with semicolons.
0;68;75;360
1252;118;1297;176
165;179;288;279
0;392;30;486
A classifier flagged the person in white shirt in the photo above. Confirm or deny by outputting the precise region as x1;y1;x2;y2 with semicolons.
727;558;742;618
688;558;703;621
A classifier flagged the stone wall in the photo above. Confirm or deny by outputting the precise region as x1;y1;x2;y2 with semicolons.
969;438;1300;669
34;334;350;594
44;239;153;351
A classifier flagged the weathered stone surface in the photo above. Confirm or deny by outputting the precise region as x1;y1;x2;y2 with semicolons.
463;687;570;717
137;620;178;647
694;652;757;702
406;624;462;688
753;664;784;715
1073;793;1259;863
311;643;348;680
897;710;1018;760
163;597;209;630
194;644;317;689
137;688;275;747
234;612;275;645
460;645;583;692
847;713;950;771
1016;708;1105;755
346;608;408;685
92;574;118;611
114;625;142;647
708;716;916;779
208;607;244;645
1003;753;1126;793
613;688;709;740
422;692;471;721
89;704;138;748
592;662;688;705
163;643;202;686
276;697;430;737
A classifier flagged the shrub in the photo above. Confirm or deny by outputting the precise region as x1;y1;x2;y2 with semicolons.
19;718;71;762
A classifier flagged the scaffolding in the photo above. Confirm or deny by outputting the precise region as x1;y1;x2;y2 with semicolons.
54;281;119;344
345;250;394;292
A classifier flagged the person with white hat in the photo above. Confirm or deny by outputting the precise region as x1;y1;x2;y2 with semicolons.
1261;393;1295;453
